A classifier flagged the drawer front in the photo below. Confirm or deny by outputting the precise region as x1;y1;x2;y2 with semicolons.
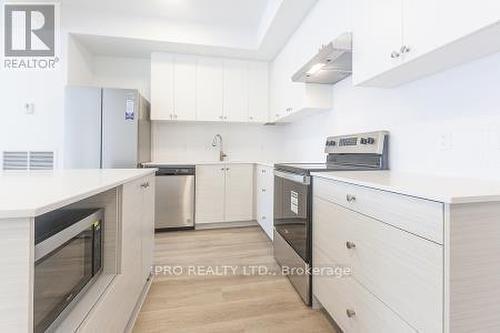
313;246;416;333
314;177;444;244
313;197;443;333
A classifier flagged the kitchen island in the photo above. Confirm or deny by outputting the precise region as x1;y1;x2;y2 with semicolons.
0;169;156;332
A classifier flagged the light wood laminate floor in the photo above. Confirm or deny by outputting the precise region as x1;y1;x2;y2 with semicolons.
133;227;337;333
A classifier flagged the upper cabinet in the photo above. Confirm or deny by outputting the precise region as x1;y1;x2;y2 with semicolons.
223;59;248;122
270;54;333;124
197;57;224;121
151;53;269;123
173;55;197;121
247;62;269;123
353;0;500;87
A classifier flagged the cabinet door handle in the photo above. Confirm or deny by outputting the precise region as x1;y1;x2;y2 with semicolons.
262;216;266;220
223;116;227;120
174;114;178;119
275;114;280;118
220;167;225;171
400;45;411;54
346;194;356;203
261;188;266;192
219;115;223;120
249;116;254;120
141;182;150;189
346;241;356;250
390;51;400;58
261;169;266;173
346;309;356;318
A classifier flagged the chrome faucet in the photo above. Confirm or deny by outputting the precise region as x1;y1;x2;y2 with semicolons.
211;134;227;162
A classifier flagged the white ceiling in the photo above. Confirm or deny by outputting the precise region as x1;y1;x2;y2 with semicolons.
63;0;271;29
64;0;319;60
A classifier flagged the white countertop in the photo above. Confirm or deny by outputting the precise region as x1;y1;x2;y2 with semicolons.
312;170;500;204
0;169;156;219
143;161;276;168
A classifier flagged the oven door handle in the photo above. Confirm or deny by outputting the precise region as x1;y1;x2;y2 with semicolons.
274;170;311;185
35;210;104;262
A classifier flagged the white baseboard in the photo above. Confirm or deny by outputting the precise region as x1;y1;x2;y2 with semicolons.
195;220;257;230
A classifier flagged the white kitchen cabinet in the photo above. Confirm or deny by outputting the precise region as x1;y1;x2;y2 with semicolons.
196;164;254;225
353;0;500;87
247;62;269;123
225;164;254;222
223;59;248;122
78;175;155;332
255;165;273;240
151;53;269;123
195;165;226;224
150;53;174;120
141;176;155;280
196;57;224;121
173;55;197;121
352;0;403;85
270;71;332;123
150;53;196;121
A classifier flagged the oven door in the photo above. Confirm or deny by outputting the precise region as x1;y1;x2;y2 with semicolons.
34;213;102;333
273;170;311;263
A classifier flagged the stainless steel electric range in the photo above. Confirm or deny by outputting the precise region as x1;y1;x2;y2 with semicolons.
273;131;389;305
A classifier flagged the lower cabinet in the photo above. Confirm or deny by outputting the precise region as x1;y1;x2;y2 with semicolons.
255;165;274;239
196;164;254;225
313;178;443;333
78;175;155;332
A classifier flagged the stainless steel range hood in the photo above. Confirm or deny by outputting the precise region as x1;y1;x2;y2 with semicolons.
292;32;352;84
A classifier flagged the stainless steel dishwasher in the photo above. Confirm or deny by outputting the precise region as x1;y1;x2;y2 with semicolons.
152;165;195;231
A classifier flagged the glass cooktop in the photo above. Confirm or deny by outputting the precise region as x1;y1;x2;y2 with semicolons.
274;162;369;175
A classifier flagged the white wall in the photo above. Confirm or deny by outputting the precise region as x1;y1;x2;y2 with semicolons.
93;56;151;100
152;122;286;163
272;0;500;179
66;36;151;99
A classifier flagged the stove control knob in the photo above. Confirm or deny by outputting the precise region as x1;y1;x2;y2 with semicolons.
367;137;375;144
360;138;368;145
329;140;336;146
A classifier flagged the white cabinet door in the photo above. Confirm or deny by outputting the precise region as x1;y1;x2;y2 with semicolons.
256;165;273;240
173;55;197;121
401;0;443;62
150;53;174;120
196;165;225;224
141;175;155;281
247;62;269;123
225;164;254;222
197;57;224;121
352;0;403;85
223;59;248;122
435;0;500;49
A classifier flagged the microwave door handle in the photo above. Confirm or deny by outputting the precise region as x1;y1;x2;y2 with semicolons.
274;170;311;185
35;210;104;262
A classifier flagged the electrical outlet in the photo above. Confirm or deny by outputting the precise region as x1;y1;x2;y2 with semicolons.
438;133;452;151
24;103;34;114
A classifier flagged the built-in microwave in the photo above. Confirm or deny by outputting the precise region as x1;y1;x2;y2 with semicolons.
34;208;104;333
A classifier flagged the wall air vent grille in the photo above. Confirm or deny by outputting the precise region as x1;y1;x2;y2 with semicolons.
2;151;54;171
29;151;55;170
3;151;29;170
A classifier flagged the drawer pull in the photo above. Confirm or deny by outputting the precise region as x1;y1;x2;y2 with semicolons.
346;309;356;318
346;194;356;203
346;241;356;250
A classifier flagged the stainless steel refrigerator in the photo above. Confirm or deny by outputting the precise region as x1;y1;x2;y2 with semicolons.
64;86;151;169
